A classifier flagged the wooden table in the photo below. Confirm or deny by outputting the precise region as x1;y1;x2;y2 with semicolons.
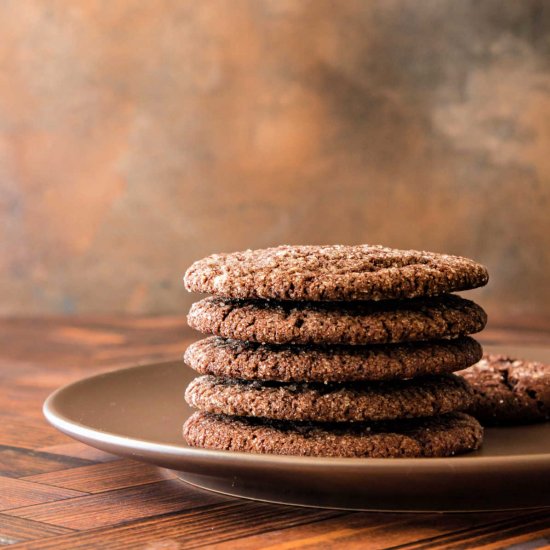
1;317;550;549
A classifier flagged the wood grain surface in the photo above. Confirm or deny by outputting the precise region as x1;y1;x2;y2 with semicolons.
1;316;550;549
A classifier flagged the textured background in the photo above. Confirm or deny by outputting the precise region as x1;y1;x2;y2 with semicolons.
1;0;549;319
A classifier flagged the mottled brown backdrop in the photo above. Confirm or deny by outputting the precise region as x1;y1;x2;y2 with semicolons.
1;0;549;320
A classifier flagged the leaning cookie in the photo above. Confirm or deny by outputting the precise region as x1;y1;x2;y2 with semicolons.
458;355;550;425
183;411;483;458
184;244;489;301
185;374;473;423
185;336;483;383
187;294;487;345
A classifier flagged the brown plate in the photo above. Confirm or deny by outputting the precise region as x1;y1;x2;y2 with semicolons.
43;345;550;512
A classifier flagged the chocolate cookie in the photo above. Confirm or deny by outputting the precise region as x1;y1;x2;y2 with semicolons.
183;411;483;458
185;374;473;422
185;336;483;383
187;294;487;345
459;355;550;425
184;245;488;301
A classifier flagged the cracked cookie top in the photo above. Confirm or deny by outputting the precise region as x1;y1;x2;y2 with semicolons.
185;336;483;382
185;373;474;422
187;294;487;345
459;355;550;425
183;411;484;458
184;245;489;301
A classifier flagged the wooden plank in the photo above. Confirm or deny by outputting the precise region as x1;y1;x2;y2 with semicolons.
479;532;550;550
25;461;176;493
4;479;228;530
93;343;185;362
203;510;535;550
0;514;74;545
2;381;58;421
0;446;94;478
5;502;342;550
0;317;186;370
48;326;127;346
37;442;118;463
397;509;550;549
0;414;68;450
0;477;86;511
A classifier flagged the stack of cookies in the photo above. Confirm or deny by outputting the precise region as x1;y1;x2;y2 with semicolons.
183;245;489;458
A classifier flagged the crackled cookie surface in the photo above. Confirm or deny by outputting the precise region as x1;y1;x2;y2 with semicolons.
459;355;550;424
185;336;482;382
187;294;487;345
185;374;473;422
183;411;484;458
184;245;488;301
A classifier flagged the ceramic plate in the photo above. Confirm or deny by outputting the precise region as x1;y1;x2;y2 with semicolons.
44;344;550;512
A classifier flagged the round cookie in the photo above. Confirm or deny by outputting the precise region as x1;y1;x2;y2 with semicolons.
187;294;487;345
185;374;473;422
185;336;483;383
183;411;484;458
459;355;550;425
184;245;488;301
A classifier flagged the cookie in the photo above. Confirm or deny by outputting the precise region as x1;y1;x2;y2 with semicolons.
184;245;488;301
187;294;487;345
185;374;473;422
183;411;483;458
459;355;550;425
185;336;483;383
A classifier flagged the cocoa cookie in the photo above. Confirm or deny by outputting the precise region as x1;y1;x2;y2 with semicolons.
185;374;473;422
183;411;483;458
459;355;550;425
184;245;489;301
187;294;487;345
185;336;483;383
